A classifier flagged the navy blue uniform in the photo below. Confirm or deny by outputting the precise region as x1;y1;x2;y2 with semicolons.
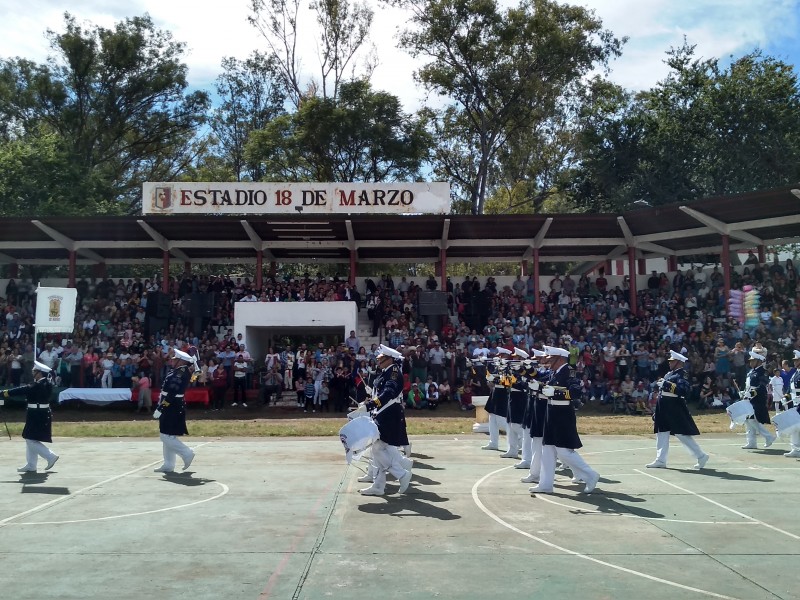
157;365;190;436
507;369;528;425
367;362;408;447
4;379;54;442
745;365;771;424
523;366;549;437
485;362;508;418
542;364;583;449
653;367;700;436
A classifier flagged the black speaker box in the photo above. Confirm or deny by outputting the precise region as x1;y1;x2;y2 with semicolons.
418;291;448;316
146;291;172;318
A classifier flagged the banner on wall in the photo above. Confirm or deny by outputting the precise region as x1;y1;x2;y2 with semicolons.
142;182;451;215
34;286;78;333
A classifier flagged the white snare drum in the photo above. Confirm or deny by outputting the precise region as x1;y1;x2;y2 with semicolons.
339;415;379;463
726;400;754;428
772;409;800;439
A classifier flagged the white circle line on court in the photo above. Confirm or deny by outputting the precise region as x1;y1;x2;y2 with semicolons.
13;481;230;525
0;441;213;528
471;466;741;600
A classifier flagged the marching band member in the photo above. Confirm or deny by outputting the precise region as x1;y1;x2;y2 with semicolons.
531;345;599;495
783;349;800;458
2;361;59;473
502;350;527;460
741;349;776;449
511;348;532;470
153;347;198;473
358;345;412;496
481;348;510;451
646;350;709;469
521;349;549;484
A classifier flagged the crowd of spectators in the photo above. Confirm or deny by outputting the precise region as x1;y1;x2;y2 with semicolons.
0;252;798;417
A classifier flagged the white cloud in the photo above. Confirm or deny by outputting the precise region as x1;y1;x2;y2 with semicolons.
0;0;796;110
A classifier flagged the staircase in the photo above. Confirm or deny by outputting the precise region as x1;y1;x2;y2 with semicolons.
357;310;382;349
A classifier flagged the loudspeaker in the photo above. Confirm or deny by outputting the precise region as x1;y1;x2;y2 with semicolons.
418;291;448;316
147;292;172;318
146;316;169;338
189;292;215;318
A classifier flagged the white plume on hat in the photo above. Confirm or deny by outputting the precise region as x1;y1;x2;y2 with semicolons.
497;348;512;355
376;344;403;360
32;361;52;373
514;348;529;359
669;350;688;362
543;345;569;358
793;350;800;360
532;349;546;358
748;350;766;362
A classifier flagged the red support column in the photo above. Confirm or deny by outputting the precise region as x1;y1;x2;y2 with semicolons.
349;249;357;286
615;259;624;276
637;258;646;275
521;260;528;277
604;260;612;275
68;250;76;287
721;235;731;300
268;261;276;278
93;263;107;280
440;248;447;292
628;247;638;315
255;250;263;291
183;261;190;275
668;255;677;272
757;244;766;264
8;263;18;279
534;248;542;314
162;250;170;293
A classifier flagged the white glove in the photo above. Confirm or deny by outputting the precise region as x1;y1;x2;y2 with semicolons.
748;388;757;399
486;374;495;382
364;385;373;397
542;385;555;397
152;409;161;419
528;380;540;392
655;379;665;389
0;399;4;407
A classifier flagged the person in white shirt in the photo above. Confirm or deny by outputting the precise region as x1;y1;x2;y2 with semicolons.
37;345;58;370
769;368;785;412
100;353;115;388
230;354;249;407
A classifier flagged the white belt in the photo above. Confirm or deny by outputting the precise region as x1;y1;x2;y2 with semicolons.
548;399;571;406
374;396;401;416
27;403;50;409
661;392;678;397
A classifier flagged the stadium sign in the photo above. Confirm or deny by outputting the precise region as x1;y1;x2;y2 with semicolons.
142;182;450;215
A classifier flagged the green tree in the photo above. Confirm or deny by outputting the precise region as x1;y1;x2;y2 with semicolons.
571;43;800;211
0;13;209;215
248;0;376;108
209;52;287;182
389;0;623;214
246;79;431;182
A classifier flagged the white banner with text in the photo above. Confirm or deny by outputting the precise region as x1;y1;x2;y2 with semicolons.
142;182;450;215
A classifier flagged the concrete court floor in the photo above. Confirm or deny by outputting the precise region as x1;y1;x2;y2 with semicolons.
0;433;798;600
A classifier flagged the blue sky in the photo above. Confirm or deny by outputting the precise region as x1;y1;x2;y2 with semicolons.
0;0;797;110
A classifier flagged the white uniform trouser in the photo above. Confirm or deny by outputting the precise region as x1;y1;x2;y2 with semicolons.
521;428;532;463
488;414;507;448
505;422;523;455
369;440;407;492
655;431;705;464
539;445;597;491
160;433;194;470
744;419;773;445
790;430;800;451
101;369;112;388
527;436;543;480
23;439;57;470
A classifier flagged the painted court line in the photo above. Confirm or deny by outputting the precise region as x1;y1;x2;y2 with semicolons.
14;481;230;525
635;469;800;541
0;441;213;528
472;465;741;600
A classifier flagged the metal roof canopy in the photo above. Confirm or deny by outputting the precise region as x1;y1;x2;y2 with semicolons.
0;185;798;266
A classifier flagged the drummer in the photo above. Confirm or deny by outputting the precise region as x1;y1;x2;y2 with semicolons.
646;350;709;469
783;349;800;458
741;349;776;450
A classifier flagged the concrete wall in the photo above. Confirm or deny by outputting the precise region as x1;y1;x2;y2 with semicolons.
232;301;357;361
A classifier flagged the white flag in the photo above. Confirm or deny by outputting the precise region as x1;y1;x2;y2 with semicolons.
35;286;78;333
